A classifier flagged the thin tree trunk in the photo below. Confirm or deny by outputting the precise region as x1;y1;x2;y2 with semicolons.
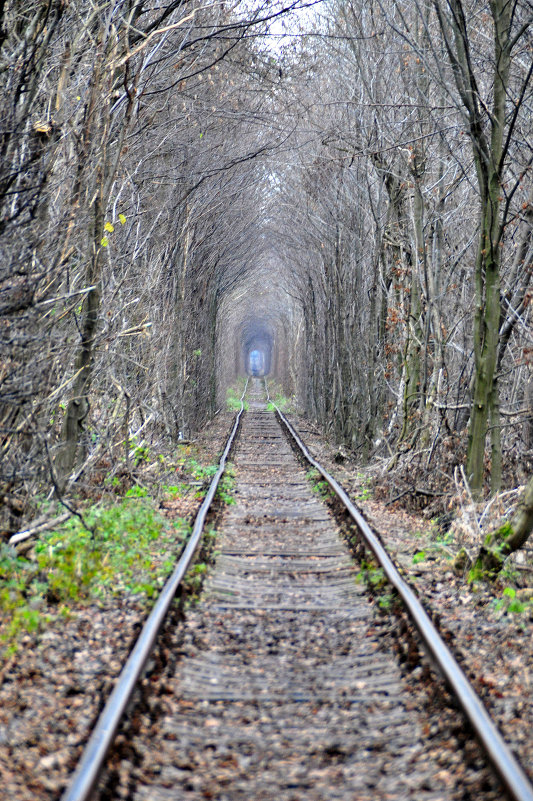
489;376;502;494
54;28;135;488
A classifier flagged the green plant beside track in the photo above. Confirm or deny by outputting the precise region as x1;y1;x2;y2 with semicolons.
266;392;291;413
226;378;248;411
0;488;190;655
355;560;396;611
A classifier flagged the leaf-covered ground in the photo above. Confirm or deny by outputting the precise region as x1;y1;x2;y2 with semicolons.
0;406;531;799
290;414;533;786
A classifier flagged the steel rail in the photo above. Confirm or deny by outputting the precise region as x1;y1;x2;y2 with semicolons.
266;382;533;801
61;378;249;801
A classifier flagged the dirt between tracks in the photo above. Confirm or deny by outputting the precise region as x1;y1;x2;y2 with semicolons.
286;413;533;788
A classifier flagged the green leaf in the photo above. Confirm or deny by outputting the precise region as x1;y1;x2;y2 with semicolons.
412;550;426;564
503;587;516;599
100;236;109;247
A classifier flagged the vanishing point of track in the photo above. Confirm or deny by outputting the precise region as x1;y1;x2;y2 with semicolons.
62;378;533;801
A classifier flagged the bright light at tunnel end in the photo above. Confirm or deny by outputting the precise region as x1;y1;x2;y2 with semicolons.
249;349;266;376
244;327;273;377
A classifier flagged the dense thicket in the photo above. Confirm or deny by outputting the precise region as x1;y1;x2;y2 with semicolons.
0;0;531;538
0;0;303;531
270;0;532;508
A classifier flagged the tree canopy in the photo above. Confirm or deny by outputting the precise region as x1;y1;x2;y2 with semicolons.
0;0;531;547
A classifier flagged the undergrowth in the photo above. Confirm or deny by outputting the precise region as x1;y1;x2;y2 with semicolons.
266;391;291;413
0;488;190;655
226;378;248;411
181;458;236;504
305;468;331;500
355;560;397;612
0;438;238;656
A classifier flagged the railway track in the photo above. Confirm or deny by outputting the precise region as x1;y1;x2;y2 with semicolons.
63;378;533;801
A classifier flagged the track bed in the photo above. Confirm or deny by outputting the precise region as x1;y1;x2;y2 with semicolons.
115;384;500;800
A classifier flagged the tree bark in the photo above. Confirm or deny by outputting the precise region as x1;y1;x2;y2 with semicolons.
499;476;533;556
476;476;533;576
54;25;135;489
434;0;512;497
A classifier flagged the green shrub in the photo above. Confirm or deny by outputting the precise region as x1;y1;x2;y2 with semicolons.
0;494;190;654
226;386;248;411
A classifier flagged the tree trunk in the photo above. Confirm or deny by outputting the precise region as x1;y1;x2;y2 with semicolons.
499;477;533;555
54;26;135;489
54;202;105;489
489;377;502;494
438;0;512;498
466;216;502;496
475;476;533;576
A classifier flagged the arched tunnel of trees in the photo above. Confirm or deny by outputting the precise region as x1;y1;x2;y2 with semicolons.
216;255;300;401
0;0;532;534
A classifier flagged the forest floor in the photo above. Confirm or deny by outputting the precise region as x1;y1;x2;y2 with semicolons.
0;408;237;801
291;414;533;790
0;407;531;800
